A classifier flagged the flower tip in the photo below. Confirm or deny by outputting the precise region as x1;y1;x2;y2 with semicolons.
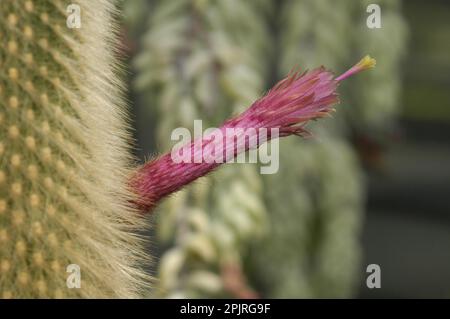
356;55;376;70
335;55;376;81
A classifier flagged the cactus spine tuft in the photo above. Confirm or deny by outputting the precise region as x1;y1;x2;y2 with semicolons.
0;0;149;298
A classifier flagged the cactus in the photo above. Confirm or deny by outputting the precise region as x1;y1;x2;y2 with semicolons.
0;0;149;298
0;0;387;299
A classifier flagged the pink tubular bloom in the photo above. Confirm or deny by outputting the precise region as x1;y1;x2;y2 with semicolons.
131;56;376;212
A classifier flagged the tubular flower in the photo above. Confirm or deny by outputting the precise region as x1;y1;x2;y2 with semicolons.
131;56;376;212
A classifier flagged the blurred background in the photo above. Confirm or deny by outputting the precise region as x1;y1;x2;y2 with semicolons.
119;0;450;298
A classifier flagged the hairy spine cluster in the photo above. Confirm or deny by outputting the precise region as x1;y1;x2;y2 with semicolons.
0;0;148;298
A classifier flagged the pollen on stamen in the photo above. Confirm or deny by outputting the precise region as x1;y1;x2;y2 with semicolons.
335;55;376;82
357;55;377;70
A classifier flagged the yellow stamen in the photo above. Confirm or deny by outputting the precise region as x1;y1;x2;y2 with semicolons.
335;55;376;81
356;55;376;71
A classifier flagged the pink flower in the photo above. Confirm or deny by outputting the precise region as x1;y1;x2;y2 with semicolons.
131;56;376;212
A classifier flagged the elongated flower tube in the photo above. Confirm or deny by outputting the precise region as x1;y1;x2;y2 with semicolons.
131;56;376;212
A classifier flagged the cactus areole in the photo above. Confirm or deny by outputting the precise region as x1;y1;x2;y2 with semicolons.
131;56;376;212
